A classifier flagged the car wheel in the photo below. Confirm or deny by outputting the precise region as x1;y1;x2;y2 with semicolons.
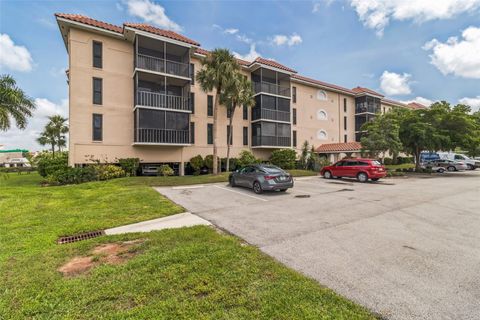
467;164;475;170
253;181;263;194
371;178;380;181
229;176;236;187
437;168;445;173
323;170;332;179
357;172;368;183
279;189;287;192
447;166;456;172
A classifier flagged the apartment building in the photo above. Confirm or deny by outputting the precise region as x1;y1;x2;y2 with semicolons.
56;14;423;174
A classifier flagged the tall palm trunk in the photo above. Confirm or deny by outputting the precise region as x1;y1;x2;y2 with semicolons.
226;106;235;172
212;93;220;174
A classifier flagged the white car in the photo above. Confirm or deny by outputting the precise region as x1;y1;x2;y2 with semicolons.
438;152;479;170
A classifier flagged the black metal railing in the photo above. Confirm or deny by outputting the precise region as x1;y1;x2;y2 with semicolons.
136;54;189;78
252;136;291;147
135;128;190;144
252;108;290;122
253;81;290;97
136;91;190;111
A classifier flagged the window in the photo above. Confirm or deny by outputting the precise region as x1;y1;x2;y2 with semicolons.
343;98;347;112
243;104;248;120
92;114;103;141
292;86;297;103
227;125;233;144
207;123;213;144
317;129;327;140
316;90;327;101
293;108;297;125
243;126;248;145
317;109;327;120
190;122;195;144
93;41;102;68
344;134;347;143
207;95;213;116
190;92;195;114
293;130;297;147
190;63;195;84
93;78;102;105
344;116;347;130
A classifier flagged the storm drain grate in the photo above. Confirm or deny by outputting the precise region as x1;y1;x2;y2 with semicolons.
295;194;311;198
57;230;105;244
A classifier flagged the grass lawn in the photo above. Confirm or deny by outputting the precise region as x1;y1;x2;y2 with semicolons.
1;173;374;319
385;163;416;171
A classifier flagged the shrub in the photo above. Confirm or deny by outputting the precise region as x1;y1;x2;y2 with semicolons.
46;166;97;185
117;158;139;176
204;155;213;171
93;165;125;180
236;150;259;168
221;157;238;172
383;157;393;165
37;152;68;177
317;157;331;171
189;155;204;175
158;164;174;176
270;149;296;170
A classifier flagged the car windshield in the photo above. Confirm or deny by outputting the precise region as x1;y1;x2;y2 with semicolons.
261;165;283;174
371;160;382;166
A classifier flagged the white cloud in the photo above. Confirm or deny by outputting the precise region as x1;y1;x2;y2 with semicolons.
0;34;33;72
124;0;182;32
224;28;239;35
350;0;480;36
401;96;434;107
313;0;335;12
272;33;303;46
423;26;480;79
233;44;261;62
0;98;68;151
213;24;252;44
380;71;412;96
459;96;480;112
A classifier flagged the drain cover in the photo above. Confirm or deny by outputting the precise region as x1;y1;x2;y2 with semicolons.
295;194;310;198
57;230;105;244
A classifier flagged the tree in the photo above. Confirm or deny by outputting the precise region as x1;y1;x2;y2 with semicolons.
37;115;69;155
298;141;309;169
196;49;240;174
0;74;35;131
221;73;255;172
360;112;402;163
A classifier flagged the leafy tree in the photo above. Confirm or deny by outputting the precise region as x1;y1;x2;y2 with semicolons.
221;73;255;172
270;149;296;169
0;74;35;131
360;112;402;163
37;115;69;156
236;150;259;168
298;141;309;169
196;49;240;174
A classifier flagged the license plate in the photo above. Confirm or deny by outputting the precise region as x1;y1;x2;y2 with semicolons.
279;176;286;181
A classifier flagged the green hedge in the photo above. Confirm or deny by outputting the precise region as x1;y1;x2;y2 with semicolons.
270;149;296;170
37;152;68;177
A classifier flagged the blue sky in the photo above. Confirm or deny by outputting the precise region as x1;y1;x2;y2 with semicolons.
1;0;479;150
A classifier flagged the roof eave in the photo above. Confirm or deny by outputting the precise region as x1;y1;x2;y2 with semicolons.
291;77;355;96
124;26;199;48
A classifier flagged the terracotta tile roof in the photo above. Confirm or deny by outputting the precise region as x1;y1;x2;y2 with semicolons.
316;142;362;153
193;48;250;66
292;74;355;94
55;13;123;33
124;23;200;46
408;102;427;109
250;57;296;73
352;86;384;97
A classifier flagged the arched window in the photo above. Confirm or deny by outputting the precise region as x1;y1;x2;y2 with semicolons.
317;130;327;140
317;109;328;120
316;90;327;101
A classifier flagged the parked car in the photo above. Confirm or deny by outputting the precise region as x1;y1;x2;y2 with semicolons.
141;166;158;176
429;159;468;171
229;164;293;194
420;161;446;173
320;158;386;182
421;151;479;170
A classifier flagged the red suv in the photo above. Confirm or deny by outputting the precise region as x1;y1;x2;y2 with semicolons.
320;158;386;182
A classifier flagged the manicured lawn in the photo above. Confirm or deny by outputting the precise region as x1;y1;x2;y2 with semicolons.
385;163;416;171
0;173;374;319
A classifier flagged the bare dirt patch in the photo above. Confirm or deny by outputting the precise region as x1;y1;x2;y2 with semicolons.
58;239;145;277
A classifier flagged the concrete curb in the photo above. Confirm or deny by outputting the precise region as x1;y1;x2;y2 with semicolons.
104;212;211;235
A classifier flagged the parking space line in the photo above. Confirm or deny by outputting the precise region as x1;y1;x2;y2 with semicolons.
172;185;205;190
213;185;268;202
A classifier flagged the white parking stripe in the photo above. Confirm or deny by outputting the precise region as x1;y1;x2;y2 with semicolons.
172;185;205;190
213;185;268;202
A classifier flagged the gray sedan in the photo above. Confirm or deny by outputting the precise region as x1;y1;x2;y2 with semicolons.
229;164;294;194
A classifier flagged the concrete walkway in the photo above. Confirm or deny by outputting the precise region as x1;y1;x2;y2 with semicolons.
105;212;211;235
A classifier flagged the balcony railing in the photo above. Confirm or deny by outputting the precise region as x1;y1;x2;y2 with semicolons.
252;136;291;147
137;54;189;78
135;128;190;144
136;91;190;111
252;108;290;122
355;103;381;114
253;81;290;97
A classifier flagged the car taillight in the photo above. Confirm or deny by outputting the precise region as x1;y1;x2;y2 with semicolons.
264;175;275;180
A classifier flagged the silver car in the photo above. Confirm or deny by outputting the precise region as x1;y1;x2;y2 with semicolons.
229;164;293;194
430;159;468;172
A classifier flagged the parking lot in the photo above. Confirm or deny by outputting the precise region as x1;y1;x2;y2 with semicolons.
156;171;480;320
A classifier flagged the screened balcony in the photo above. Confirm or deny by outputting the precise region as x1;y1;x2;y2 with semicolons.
251;67;291;98
135;35;190;78
355;114;376;131
135;72;191;112
134;108;190;145
355;96;381;114
251;95;290;122
251;122;291;147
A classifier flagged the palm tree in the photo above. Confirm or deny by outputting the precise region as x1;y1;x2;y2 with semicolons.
196;49;240;174
0;74;35;131
221;74;255;172
37;115;69;155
